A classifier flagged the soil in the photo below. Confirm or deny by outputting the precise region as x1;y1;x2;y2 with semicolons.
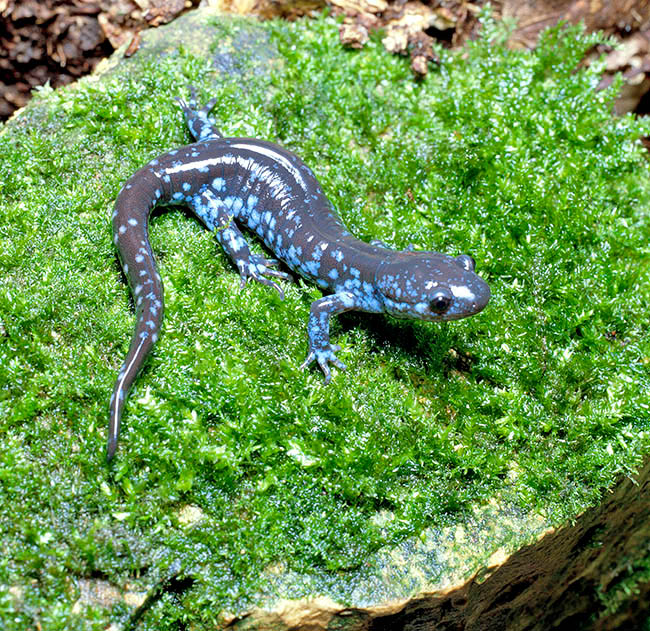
2;0;650;120
0;0;200;119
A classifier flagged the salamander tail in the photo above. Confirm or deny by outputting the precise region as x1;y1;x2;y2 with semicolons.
108;177;165;460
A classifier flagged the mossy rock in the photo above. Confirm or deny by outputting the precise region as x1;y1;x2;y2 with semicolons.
0;6;649;630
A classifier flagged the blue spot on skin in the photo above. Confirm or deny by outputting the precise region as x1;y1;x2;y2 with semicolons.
328;269;339;280
183;182;191;192
213;178;225;191
303;261;320;276
344;278;361;291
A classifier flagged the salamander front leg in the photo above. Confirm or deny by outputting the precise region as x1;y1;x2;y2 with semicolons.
300;292;360;383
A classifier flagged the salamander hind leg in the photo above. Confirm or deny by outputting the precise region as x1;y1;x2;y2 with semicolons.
237;251;291;298
190;191;291;297
176;86;224;142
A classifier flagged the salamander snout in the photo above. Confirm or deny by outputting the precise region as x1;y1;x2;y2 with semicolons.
375;251;490;322
447;270;490;318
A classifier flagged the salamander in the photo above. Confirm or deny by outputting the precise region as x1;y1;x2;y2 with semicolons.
107;88;490;460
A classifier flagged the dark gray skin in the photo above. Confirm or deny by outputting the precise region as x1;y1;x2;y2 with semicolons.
108;89;490;460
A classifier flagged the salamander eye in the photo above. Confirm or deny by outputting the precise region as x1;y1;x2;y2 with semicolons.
456;254;475;272
430;288;453;314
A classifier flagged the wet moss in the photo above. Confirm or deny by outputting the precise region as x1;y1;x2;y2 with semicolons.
0;10;649;630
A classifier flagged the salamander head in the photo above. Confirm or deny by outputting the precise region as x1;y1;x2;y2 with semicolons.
375;251;490;321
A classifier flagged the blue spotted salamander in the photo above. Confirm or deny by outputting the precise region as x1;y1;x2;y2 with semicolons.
108;88;490;460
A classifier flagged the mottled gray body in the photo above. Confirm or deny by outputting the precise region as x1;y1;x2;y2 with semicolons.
108;91;490;460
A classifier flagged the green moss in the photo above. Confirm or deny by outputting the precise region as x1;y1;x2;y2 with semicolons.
0;10;649;630
597;551;650;622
